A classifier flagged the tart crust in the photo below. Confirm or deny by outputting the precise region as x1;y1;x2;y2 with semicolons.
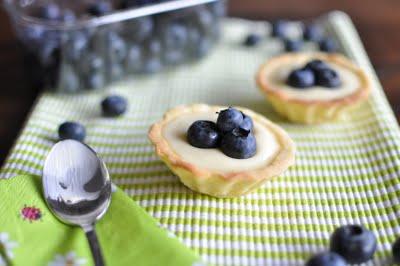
256;52;371;124
148;104;295;198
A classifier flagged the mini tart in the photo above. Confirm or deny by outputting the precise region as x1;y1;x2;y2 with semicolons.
148;104;295;198
256;52;371;124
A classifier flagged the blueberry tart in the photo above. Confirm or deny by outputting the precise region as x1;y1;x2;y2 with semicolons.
257;53;371;124
148;104;295;198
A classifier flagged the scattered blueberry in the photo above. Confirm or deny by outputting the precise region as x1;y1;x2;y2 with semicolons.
392;237;400;264
162;23;188;49
37;3;61;20
303;24;323;42
305;59;330;73
58;121;86;142
319;38;338;53
220;127;257;159
287;68;315;88
240;113;254;132
305;252;346;266
187;120;221;148
315;68;341;88
244;34;261;47
284;39;303;52
330;224;377;264
87;2;113;16
101;95;128;117
216;107;244;133
271;20;288;38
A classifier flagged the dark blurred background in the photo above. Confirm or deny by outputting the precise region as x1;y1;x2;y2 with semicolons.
0;0;399;165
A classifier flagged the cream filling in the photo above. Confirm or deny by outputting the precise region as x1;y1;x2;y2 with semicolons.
162;111;280;173
266;61;361;101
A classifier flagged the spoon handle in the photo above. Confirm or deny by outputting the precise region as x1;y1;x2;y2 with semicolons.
85;227;105;266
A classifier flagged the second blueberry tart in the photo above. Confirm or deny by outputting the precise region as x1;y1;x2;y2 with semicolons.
256;53;371;124
148;104;295;198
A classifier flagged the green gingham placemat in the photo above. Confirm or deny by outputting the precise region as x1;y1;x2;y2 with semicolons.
2;14;400;265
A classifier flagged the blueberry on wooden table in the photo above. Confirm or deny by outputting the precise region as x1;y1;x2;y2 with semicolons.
319;38;338;53
187;120;221;148
284;39;303;52
220;127;256;159
303;24;323;42
330;224;377;264
101;95;128;117
287;68;315;88
243;33;262;47
305;252;346;266
216;107;244;133
58;122;86;142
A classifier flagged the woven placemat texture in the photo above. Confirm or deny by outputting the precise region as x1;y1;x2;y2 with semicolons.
2;19;400;265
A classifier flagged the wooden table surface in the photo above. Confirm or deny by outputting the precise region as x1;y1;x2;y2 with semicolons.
0;0;399;165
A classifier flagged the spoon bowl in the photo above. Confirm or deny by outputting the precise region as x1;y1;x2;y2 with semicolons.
43;139;111;266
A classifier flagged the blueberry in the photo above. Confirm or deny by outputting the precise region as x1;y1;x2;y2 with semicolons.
305;252;346;266
162;23;188;50
65;31;89;61
392;237;400;264
303;24;323;42
216;107;244;133
305;59;330;73
106;32;127;62
330;224;377;264
37;3;61;20
187;120;221;148
123;16;154;42
244;34;261;47
101;95;128;117
287;68;315;88
125;44;142;72
319;38;337;53
142;57;163;73
85;73;105;90
271;20;288;38
284;39;303;52
58;122;86;141
315;69;341;88
221;128;256;159
87;2;113;16
240;113;253;132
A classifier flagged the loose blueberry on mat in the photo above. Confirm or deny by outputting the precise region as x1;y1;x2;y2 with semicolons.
330;224;377;264
392;237;400;264
244;33;261;47
305;252;346;266
303;24;323;42
37;3;61;20
220;127;256;159
101;95;128;117
271;20;288;38
305;59;330;73
319;38;337;53
284;39;303;52
58;122;86;142
287;68;315;88
315;68;341;88
87;2;113;16
187;120;221;148
240;113;254;132
216;107;244;133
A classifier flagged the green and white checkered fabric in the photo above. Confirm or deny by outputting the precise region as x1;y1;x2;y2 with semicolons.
2;16;400;265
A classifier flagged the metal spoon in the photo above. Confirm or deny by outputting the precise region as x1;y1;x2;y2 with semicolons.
43;140;111;266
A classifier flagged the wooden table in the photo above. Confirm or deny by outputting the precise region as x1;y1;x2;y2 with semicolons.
1;0;399;165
